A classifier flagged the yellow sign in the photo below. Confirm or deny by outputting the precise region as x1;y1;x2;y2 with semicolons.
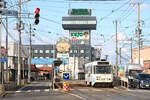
56;37;70;53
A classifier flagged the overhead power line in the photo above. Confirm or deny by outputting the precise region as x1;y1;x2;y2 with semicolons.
2;21;18;42
40;17;61;25
99;0;131;21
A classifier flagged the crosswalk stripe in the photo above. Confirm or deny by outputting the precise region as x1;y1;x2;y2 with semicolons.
34;90;40;92
16;89;50;93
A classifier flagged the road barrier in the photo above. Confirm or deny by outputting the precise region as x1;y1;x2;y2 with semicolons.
62;81;70;92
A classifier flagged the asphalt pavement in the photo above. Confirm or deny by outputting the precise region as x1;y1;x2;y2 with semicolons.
1;80;150;100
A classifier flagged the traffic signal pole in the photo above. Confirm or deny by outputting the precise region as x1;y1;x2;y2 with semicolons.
0;0;3;85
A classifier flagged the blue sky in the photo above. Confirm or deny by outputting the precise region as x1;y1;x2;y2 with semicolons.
2;0;150;63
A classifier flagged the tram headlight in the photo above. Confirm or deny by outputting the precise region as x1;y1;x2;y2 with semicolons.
107;78;111;80
96;76;101;80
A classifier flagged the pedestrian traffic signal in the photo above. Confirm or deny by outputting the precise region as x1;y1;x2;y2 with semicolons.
34;8;40;25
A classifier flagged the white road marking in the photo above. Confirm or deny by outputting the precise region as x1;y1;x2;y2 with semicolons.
34;90;40;92
68;93;87;100
16;91;21;93
93;89;103;91
127;89;150;92
16;89;51;93
44;89;50;92
27;90;31;92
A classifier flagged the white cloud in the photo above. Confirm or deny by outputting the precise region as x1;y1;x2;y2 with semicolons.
141;3;149;10
110;32;127;42
130;0;149;10
121;47;128;53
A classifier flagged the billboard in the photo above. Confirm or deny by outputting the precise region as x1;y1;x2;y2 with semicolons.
29;58;68;64
68;9;91;16
69;30;89;40
57;53;69;58
56;37;70;53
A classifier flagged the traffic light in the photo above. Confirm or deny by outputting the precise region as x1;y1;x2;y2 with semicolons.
34;8;40;25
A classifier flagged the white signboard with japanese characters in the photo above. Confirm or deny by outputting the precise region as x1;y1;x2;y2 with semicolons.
69;30;89;40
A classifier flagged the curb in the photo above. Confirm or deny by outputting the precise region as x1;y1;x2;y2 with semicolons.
0;92;7;98
114;86;127;90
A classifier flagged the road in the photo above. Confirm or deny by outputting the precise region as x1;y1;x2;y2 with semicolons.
1;80;150;100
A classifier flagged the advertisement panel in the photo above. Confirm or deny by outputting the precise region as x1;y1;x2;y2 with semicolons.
56;37;70;53
57;53;69;58
68;9;91;16
69;30;89;40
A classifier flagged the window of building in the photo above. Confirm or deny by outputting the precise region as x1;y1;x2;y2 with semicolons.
86;57;89;60
86;50;89;54
39;50;43;53
74;50;77;53
45;50;50;53
51;50;54;53
70;50;72;53
34;50;38;53
25;60;28;64
80;50;84;53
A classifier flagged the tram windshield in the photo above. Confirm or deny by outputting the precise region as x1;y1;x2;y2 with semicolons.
95;65;111;74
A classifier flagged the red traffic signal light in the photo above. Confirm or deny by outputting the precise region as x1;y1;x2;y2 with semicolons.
35;8;40;13
34;8;40;25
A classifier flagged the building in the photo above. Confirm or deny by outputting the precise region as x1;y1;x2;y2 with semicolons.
0;42;29;82
62;8;97;79
31;42;100;79
32;44;57;58
133;44;150;66
132;44;150;74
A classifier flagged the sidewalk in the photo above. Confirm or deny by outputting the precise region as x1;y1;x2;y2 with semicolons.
0;81;24;97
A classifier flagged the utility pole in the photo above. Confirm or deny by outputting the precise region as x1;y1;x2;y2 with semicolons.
52;41;55;89
137;2;141;64
17;0;22;86
114;20;118;76
130;38;133;64
73;54;75;79
5;16;8;82
28;24;32;83
22;58;25;84
119;48;121;64
0;15;2;84
0;0;3;85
